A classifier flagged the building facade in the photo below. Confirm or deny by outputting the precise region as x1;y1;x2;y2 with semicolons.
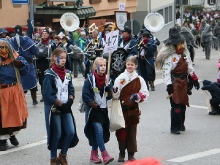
0;0;29;27
84;0;175;41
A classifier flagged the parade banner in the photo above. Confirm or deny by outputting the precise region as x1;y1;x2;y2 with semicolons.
103;30;119;53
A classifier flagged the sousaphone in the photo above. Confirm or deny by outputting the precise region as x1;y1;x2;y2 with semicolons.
144;13;164;32
60;13;80;32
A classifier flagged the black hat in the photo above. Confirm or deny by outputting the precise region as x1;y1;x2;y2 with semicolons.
142;31;150;38
14;25;22;36
42;29;49;34
164;27;185;45
122;26;131;34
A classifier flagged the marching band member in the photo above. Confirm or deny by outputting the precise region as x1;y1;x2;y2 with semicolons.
35;29;56;102
118;26;138;58
138;31;157;91
0;39;29;151
156;27;200;135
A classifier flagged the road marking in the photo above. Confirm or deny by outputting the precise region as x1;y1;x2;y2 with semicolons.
154;79;163;85
0;139;46;156
189;105;208;109
167;148;220;162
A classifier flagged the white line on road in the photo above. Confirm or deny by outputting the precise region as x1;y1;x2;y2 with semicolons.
189;105;208;109
167;148;220;162
154;79;163;85
0;139;46;156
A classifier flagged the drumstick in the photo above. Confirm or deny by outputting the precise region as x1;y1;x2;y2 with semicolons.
166;94;173;99
106;51;112;97
106;51;111;86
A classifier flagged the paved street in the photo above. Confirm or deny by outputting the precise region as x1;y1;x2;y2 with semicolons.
1;46;220;165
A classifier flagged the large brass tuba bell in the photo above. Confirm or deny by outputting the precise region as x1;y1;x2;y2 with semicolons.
144;13;165;32
60;12;80;32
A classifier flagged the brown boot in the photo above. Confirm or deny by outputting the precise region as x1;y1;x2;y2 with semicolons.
58;153;69;165
50;157;60;165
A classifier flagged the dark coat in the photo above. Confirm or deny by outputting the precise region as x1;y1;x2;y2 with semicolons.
82;73;113;146
42;69;79;150
118;36;138;57
202;80;220;103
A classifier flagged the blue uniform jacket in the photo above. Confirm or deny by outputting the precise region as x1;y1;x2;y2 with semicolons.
118;37;138;57
82;73;113;146
42;68;78;150
143;38;157;67
11;36;39;90
0;56;29;84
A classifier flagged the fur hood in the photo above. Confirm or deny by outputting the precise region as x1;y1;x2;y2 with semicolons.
155;42;190;70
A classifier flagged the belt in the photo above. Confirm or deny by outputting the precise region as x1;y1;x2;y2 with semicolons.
140;56;145;60
0;81;17;89
121;103;138;112
172;74;188;80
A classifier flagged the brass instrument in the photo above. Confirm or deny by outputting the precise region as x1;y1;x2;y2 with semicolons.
138;39;144;49
84;39;93;52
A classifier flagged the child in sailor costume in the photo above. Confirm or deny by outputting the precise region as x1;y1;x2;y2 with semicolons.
42;47;78;165
82;57;114;164
112;56;149;162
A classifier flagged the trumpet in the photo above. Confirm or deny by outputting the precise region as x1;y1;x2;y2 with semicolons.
138;39;144;49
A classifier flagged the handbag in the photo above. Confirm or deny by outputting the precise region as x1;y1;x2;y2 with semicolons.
109;99;125;132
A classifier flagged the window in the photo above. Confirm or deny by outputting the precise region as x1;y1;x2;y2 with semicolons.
157;9;163;17
89;0;101;4
208;0;216;5
165;7;168;23
169;6;172;22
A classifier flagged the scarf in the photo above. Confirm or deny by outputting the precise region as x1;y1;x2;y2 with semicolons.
123;36;131;42
93;70;106;89
143;38;150;44
52;63;66;81
42;37;50;45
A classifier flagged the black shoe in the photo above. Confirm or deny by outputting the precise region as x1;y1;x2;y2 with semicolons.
128;152;136;161
40;98;44;102
180;126;185;131
33;100;38;105
209;111;220;115
0;140;7;151
9;135;19;146
118;152;125;162
171;131;180;135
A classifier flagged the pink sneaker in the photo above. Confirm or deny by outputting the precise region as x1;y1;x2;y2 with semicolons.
90;150;102;163
101;150;114;164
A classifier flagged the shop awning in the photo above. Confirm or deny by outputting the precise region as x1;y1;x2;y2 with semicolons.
34;5;96;18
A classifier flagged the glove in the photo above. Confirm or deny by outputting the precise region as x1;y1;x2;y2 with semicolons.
13;60;23;68
59;103;72;113
194;80;200;90
166;84;173;95
132;94;139;101
89;101;99;109
105;86;111;93
113;87;118;93
66;99;73;107
130;94;139;102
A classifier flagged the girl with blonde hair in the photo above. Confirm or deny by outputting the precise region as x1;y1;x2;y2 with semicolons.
82;57;114;164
